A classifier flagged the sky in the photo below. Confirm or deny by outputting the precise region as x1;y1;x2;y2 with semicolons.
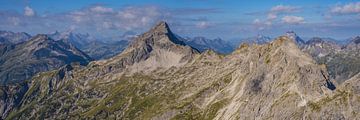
0;0;359;40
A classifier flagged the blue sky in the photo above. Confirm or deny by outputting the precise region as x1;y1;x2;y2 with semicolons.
0;0;359;40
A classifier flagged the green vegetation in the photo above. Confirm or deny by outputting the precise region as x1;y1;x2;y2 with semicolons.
6;101;36;120
203;99;228;120
265;54;271;64
308;90;350;112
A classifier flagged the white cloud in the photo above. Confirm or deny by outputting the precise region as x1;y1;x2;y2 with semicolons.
90;6;113;13
331;2;360;15
24;6;35;17
0;4;223;36
267;13;277;20
253;19;261;24
196;21;211;29
63;5;166;31
266;5;299;23
252;5;301;29
281;16;305;24
253;19;265;30
270;5;299;13
115;6;163;30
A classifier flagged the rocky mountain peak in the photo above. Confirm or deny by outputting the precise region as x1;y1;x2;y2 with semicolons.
150;21;171;34
285;31;297;36
137;21;187;46
105;21;198;71
285;31;305;45
272;36;298;47
126;21;191;51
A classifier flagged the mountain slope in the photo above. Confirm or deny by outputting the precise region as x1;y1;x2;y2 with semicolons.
4;21;359;120
0;34;92;85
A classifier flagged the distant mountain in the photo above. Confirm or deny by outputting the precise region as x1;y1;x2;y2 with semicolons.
49;31;129;60
302;37;341;58
304;37;348;46
182;36;234;54
0;34;92;85
102;31;138;42
302;36;360;84
240;34;272;45
345;36;360;50
49;31;96;49
80;40;128;60
285;31;305;46
0;31;31;45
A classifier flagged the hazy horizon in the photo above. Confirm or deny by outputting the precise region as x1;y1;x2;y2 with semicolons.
1;0;359;40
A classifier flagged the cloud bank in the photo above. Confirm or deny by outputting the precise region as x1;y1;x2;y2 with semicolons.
24;6;35;17
331;2;360;15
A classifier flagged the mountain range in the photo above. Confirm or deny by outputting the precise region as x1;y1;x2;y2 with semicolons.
48;31;130;60
239;34;272;45
0;21;359;119
0;31;31;45
182;36;234;54
0;34;92;85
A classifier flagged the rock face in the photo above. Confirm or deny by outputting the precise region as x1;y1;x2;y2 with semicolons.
1;22;359;120
0;34;92;85
183;36;234;54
